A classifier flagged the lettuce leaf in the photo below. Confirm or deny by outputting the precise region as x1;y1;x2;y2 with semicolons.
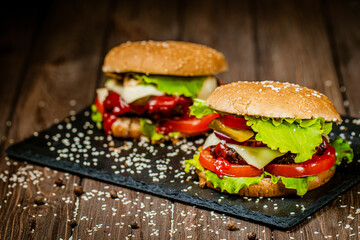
168;131;182;138
185;152;267;194
264;172;316;196
205;171;264;194
331;137;354;165
184;151;320;196
205;170;315;196
91;104;103;129
245;116;332;163
136;74;206;99
189;99;216;118
280;176;316;196
140;119;165;141
184;152;204;172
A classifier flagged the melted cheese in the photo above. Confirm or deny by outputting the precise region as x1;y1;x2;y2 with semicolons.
226;144;285;169
105;76;217;103
96;88;109;103
197;76;218;100
105;79;163;103
203;133;285;169
203;132;221;149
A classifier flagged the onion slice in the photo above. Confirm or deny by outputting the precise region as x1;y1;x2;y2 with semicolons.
214;131;243;145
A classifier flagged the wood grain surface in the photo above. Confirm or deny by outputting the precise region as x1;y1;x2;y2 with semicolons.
0;0;359;239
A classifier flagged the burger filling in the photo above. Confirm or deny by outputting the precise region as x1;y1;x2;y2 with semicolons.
185;102;354;196
91;73;219;140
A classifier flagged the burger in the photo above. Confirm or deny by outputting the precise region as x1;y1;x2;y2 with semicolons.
185;81;353;197
91;41;227;142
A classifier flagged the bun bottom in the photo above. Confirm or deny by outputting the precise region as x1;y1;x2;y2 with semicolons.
196;168;336;197
110;117;206;143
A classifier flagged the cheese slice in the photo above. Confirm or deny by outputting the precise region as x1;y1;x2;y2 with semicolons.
226;144;285;169
203;132;222;149
96;88;109;103
105;76;217;103
203;133;285;169
105;79;163;103
196;76;218;100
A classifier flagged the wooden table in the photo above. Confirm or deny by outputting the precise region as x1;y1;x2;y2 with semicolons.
1;0;359;239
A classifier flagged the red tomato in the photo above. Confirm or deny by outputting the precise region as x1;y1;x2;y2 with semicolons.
157;113;219;134
199;147;264;177
265;146;336;177
220;115;251;129
95;97;105;114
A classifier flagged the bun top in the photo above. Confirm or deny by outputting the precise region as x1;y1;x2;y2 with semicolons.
102;41;228;76
207;81;341;122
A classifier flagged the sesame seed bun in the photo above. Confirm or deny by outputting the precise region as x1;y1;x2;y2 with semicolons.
196;168;335;197
102;41;228;76
206;81;341;122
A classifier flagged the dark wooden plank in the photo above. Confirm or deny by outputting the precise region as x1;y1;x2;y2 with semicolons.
326;0;360;117
0;0;112;239
271;185;360;240
255;0;345;115
0;2;43;148
72;180;172;239
172;203;270;240
98;0;181;86
253;0;359;238
173;1;272;239
73;0;180;239
181;0;257;82
1;1;357;239
0;3;51;240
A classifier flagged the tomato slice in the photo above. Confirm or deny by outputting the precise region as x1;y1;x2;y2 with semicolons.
95;97;105;114
264;146;336;177
199;147;264;177
220;115;251;129
158;113;219;134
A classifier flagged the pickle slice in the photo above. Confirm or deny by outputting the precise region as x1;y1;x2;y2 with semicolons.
208;119;254;142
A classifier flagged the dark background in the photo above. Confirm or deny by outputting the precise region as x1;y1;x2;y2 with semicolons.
0;0;359;239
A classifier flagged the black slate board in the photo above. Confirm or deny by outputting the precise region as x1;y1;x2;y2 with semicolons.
6;107;360;229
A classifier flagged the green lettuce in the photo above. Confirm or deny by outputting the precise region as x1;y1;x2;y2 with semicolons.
184;152;204;172
245;116;332;163
331;137;354;165
205;171;264;194
205;170;315;196
281;176;316;196
264;172;316;196
189;99;216;118
184;152;318;195
168;131;182;138
140;119;165;141
136;74;206;98
91;104;103;129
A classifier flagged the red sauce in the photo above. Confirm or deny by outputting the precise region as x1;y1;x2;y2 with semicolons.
212;157;231;178
99;92;193;133
147;95;191;119
103;92;131;115
155;124;173;135
130;104;147;115
103;113;117;135
214;142;228;158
